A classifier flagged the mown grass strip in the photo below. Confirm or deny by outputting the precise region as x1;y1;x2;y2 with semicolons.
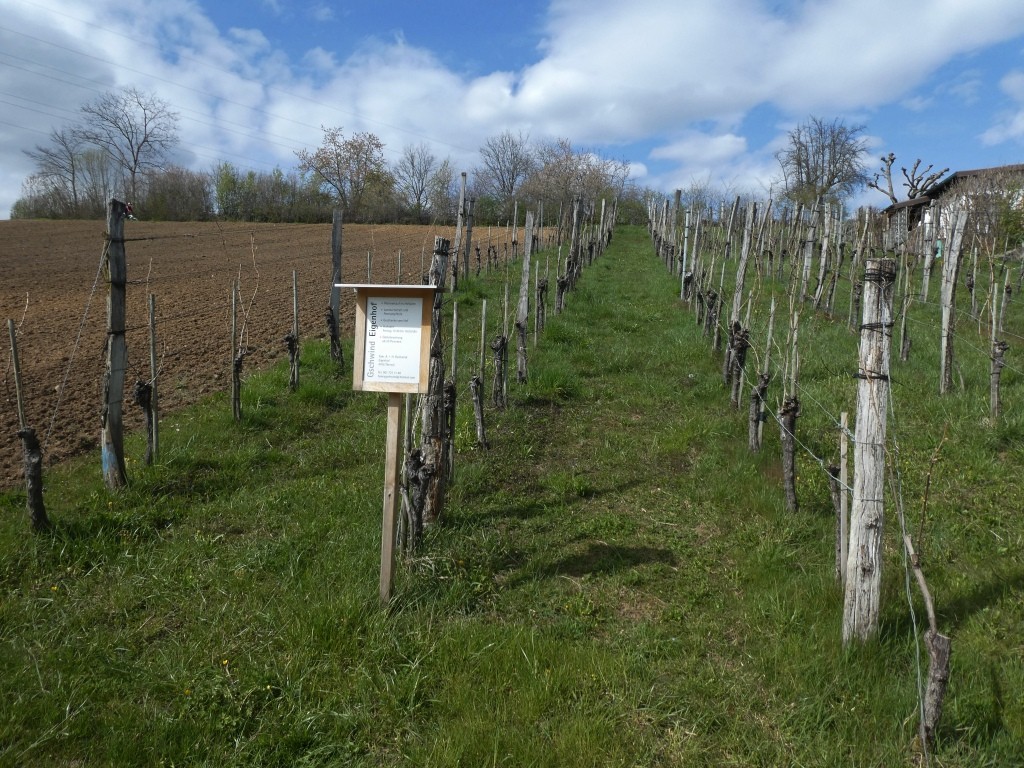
1;225;1021;766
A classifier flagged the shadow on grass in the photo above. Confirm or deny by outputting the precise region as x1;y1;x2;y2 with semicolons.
939;568;1024;631
881;567;1024;639
542;542;677;578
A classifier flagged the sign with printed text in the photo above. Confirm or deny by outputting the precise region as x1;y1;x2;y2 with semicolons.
344;284;435;393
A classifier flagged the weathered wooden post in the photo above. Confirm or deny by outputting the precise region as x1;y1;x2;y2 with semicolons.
478;298;488;390
100;199;128;489
939;208;968;395
231;280;243;422
839;411;849;587
491;334;508;409
422;238;451;527
759;297;776;448
445;302;458;485
9;319;49;531
463;198;475;281
451;174;466;291
516;212;534;383
843;258;896;644
285;270;300;390
566;196;583;290
470;375;488;449
130;294;160;466
991;340;1009;421
799;199;820;303
780;310;800;513
899;249;913;362
812;204;833;309
999;270;1012;333
328;207;343;366
920;206;938;301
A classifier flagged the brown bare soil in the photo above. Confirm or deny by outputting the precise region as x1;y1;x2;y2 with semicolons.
1;219;515;489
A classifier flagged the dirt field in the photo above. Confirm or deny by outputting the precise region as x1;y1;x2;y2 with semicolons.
1;218;519;489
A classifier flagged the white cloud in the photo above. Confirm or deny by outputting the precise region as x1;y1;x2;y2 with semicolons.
650;134;747;165
981;69;1024;145
901;96;933;112
309;4;334;23
6;0;1024;217
1001;69;1024;101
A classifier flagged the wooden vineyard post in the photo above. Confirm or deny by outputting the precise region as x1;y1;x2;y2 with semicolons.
446;302;458;485
843;258;896;644
422;238;450;527
470;376;488;449
991;339;1009;421
231;280;242;422
328;208;344;368
100;199;129;489
756;297;776;449
799;199;820;303
463;198;475;282
9;319;49;531
780;310;800;513
939;208;968;395
516;212;534;383
451;173;466;291
285;270;300;391
839;411;849;588
148;294;159;464
491;334;508;408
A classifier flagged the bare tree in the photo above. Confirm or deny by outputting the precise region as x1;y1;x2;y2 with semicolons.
427;157;456;224
75;87;179;204
474;130;535;213
775;116;868;205
296;126;392;221
519;138;629;231
23;127;85;216
868;152;949;205
393;142;438;221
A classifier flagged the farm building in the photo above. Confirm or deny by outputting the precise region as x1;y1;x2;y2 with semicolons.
881;162;1024;251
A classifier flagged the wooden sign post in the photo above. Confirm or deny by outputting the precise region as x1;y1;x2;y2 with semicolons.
344;284;435;603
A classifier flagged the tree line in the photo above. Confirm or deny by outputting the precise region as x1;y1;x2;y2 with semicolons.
12;87;633;227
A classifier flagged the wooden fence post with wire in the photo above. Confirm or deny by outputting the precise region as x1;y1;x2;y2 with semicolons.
100;199;129;490
842;257;897;644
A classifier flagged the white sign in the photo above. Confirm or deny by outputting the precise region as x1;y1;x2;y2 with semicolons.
362;296;424;385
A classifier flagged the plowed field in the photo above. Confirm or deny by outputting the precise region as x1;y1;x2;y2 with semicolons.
1;219;515;488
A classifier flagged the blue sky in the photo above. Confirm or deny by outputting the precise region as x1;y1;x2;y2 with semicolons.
2;0;1024;218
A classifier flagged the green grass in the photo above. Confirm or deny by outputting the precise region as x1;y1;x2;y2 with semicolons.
1;225;1021;766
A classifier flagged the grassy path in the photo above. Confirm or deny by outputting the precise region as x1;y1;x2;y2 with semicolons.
1;225;1020;766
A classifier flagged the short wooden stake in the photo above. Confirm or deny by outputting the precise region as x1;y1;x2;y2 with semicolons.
231;280;243;422
148;294;159;464
991;340;1009;421
479;299;488;383
285;270;300;390
470;375;488;449
491;334;508;409
9;319;50;531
